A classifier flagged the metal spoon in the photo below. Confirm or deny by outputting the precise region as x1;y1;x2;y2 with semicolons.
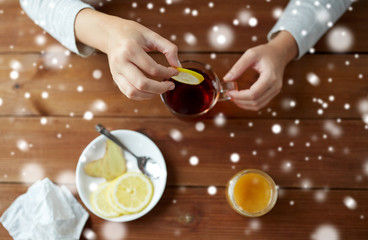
95;124;160;179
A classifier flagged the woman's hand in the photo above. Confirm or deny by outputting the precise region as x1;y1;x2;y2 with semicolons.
75;9;180;100
223;31;298;111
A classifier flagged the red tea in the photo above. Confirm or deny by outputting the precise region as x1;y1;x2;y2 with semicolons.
162;68;215;115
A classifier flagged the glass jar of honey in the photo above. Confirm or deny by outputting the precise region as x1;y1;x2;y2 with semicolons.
226;169;278;217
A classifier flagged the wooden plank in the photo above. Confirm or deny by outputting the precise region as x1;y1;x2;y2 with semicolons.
0;53;367;118
0;184;367;239
0;117;367;189
0;0;366;52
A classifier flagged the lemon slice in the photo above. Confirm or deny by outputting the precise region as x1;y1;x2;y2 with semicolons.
112;172;153;213
91;182;122;218
171;67;204;85
107;179;127;214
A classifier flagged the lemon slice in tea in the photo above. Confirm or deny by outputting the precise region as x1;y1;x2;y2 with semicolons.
171;67;204;85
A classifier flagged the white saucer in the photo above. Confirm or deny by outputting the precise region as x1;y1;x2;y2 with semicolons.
76;129;167;222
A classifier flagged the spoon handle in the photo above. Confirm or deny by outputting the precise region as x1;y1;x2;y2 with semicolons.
95;124;137;158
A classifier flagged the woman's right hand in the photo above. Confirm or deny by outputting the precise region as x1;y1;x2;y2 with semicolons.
75;9;181;100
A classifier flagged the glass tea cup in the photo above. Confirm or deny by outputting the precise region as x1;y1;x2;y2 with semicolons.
161;60;237;118
226;169;278;217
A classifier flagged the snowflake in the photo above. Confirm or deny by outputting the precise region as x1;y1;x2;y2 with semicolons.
271;124;282;134
230;153;240;163
169;129;183;142
208;24;234;50
189;156;199;166
207;186;217;195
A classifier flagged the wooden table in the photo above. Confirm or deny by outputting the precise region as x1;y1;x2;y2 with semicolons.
1;0;368;239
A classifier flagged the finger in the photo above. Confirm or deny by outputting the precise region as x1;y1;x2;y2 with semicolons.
254;89;280;110
231;88;272;111
223;49;258;82
149;33;181;67
112;74;156;100
227;71;273;102
131;47;179;79
120;62;175;94
232;85;280;111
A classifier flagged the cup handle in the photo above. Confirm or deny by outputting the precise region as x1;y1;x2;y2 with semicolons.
218;81;238;102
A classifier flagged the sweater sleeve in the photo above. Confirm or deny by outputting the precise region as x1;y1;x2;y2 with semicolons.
267;0;352;59
19;0;95;57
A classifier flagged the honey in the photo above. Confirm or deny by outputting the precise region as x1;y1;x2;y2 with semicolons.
227;169;277;217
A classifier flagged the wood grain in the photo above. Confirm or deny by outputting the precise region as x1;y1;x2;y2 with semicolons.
1;53;367;118
0;0;366;52
0;117;367;189
0;184;367;239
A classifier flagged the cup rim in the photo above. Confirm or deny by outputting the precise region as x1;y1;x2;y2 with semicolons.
160;60;220;118
226;169;278;217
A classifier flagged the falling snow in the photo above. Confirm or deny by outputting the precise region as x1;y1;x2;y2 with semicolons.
189;156;199;166
83;111;94;120
273;7;283;19
315;190;328;202
214;113;226;127
249;219;261;230
147;3;154;10
207;186;217;195
41;91;49;99
301;179;312;189
327;26;353;52
88;182;98;192
272;124;282;134
282;161;292;172
195;122;205;132
184;32;197;46
77;85;84;92
83;229;97;240
323;120;342;138
363;160;368;176
16;140;30;153
40;117;47;125
311;224;340;240
10;70;19;80
343;196;357;210
101;222;127;239
170;129;183;142
10;59;22;70
248;17;258;27
306;72;320;86
21;163;44;183
91;99;108;112
237;9;252;26
35;34;46;46
208;24;234;50
92;69;102;79
42;45;70;69
230;153;240;163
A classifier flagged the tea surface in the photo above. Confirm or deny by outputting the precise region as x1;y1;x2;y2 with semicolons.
163;69;215;115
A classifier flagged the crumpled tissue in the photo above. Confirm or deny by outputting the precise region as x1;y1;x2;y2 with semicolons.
0;178;88;240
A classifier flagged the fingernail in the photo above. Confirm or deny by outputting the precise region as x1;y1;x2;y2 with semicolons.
177;60;182;68
169;84;175;90
224;73;233;81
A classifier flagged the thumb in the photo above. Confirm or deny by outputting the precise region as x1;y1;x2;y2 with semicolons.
150;33;182;68
223;49;258;82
